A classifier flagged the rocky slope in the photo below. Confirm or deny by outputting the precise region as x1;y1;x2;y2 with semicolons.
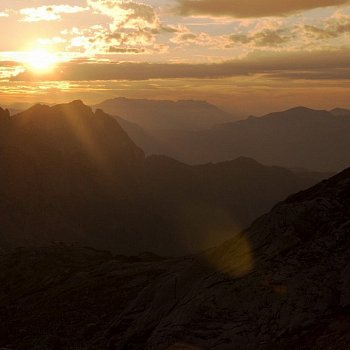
0;244;179;350
0;167;349;349
101;167;350;349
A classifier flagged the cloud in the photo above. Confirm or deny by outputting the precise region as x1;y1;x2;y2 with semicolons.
87;0;159;31
167;11;350;51
37;37;67;46
0;61;20;67
301;13;350;40
0;61;22;80
168;21;293;49
229;28;293;47
226;14;350;49
20;5;87;22
108;47;146;53
0;11;9;17
83;0;164;54
177;0;350;18
170;26;227;47
66;26;165;55
11;48;350;82
170;20;293;50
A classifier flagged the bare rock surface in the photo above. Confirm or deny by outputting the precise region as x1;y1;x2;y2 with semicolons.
0;168;349;349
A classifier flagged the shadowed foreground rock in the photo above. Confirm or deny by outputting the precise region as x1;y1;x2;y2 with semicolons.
0;167;349;349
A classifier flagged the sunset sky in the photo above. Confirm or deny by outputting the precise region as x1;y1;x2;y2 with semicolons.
1;0;350;114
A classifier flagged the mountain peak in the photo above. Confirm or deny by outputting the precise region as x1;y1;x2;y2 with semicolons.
19;103;50;116
330;108;350;116
9;100;145;167
286;106;315;113
233;156;260;164
278;106;331;116
0;107;10;119
51;100;92;114
262;106;331;121
69;99;85;106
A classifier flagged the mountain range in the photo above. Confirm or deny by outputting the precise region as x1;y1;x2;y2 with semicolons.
1;163;349;349
0;101;325;255
111;105;350;172
5;99;350;172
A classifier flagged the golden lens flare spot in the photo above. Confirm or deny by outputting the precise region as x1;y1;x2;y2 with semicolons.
207;232;254;278
24;49;59;74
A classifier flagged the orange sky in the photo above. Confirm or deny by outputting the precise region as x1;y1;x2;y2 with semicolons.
1;0;350;114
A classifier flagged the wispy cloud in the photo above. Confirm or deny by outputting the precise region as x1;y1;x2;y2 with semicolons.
20;5;87;22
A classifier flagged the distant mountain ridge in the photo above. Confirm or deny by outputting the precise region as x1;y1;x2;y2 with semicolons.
331;107;350;117
127;106;350;172
93;97;237;130
5;100;350;172
0;101;325;255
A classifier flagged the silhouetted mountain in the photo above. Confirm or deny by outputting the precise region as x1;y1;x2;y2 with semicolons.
3;102;49;116
0;107;10;139
331;107;350;117
139;155;328;253
144;106;350;171
0;106;10;121
0;100;144;250
1;167;349;349
0;101;323;255
93;97;237;130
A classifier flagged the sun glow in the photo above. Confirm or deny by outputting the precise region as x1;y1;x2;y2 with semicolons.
24;49;59;73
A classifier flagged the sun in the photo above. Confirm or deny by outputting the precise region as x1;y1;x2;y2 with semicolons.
24;49;59;73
